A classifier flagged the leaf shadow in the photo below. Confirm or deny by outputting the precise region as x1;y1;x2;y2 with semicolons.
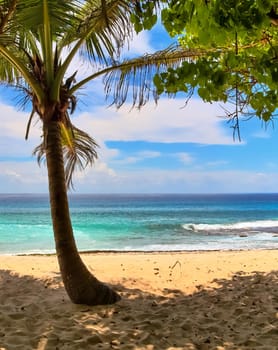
0;269;277;349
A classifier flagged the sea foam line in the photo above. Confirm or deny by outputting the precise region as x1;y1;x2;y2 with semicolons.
182;220;278;232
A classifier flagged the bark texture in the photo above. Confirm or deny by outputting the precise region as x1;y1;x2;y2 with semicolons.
44;120;121;305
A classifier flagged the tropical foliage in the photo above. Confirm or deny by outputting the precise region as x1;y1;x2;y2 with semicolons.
129;0;278;140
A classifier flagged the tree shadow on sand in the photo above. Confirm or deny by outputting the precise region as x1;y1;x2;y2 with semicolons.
0;269;277;349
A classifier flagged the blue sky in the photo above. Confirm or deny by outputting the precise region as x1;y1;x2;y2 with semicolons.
0;24;278;194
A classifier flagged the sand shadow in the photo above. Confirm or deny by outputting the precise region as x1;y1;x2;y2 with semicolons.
0;269;277;349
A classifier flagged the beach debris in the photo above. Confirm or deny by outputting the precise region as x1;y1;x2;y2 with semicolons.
153;267;160;275
168;260;182;281
171;260;181;270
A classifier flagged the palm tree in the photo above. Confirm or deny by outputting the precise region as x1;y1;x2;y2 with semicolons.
0;0;202;305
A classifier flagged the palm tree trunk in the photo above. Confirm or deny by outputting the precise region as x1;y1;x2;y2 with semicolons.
44;119;121;305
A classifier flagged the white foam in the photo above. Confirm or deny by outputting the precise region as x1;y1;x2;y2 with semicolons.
182;220;278;232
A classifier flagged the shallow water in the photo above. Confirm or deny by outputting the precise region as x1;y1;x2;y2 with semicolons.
0;193;278;254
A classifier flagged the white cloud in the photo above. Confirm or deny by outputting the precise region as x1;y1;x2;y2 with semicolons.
0;94;245;194
110;150;161;165
252;130;271;139
0;161;48;192
72;168;278;194
73;157;118;183
205;160;229;167
123;30;154;56
176;152;194;165
137;150;161;158
0;102;42;157
1;156;278;194
75;98;235;145
0;102;41;139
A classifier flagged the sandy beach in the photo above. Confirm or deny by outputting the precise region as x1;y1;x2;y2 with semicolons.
0;250;277;349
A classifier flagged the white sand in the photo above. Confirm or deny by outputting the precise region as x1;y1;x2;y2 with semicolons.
0;250;277;349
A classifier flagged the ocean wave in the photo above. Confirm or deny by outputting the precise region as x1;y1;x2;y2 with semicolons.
182;220;278;233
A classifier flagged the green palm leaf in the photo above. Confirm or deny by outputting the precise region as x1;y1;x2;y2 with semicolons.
62;122;99;190
76;0;133;62
34;120;98;190
103;44;207;108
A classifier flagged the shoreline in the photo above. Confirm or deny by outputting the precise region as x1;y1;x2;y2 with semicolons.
1;249;277;349
3;246;278;256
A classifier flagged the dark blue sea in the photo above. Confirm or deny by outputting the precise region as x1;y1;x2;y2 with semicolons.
0;193;278;254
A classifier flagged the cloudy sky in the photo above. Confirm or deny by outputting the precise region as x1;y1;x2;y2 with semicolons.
1;24;278;194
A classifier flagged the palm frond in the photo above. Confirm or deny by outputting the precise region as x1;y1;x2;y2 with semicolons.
15;0;77;38
0;55;20;82
103;44;207;108
25;108;36;140
61;123;99;190
0;0;17;34
33;120;99;190
75;0;139;63
79;0;131;61
51;0;137;101
0;1;30;83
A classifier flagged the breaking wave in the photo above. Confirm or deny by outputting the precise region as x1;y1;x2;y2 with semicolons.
182;220;278;233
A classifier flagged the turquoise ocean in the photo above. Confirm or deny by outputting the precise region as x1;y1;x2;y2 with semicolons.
0;193;278;255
